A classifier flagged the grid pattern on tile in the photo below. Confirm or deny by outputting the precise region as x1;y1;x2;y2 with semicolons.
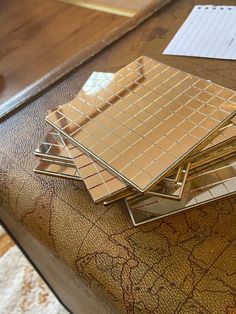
189;153;236;179
35;134;234;203
34;158;81;180
127;168;236;225
36;123;235;174
67;144;128;202
66;140;193;202
36;133;190;203
128;153;235;202
54;132;234;203
190;140;236;170
36;72;114;162
203;119;236;150
147;162;191;200
81;72;114;95
35;130;72;162
128;157;236;215
46;56;236;192
37;126;234;203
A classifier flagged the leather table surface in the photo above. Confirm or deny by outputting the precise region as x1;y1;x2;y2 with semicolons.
1;0;236;313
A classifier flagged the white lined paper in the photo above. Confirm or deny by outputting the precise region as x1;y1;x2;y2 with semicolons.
163;5;236;60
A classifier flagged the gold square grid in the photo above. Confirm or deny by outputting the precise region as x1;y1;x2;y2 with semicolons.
35;129;73;162
127;155;236;225
46;56;236;192
36;125;235;204
68;144;129;202
34;158;81;180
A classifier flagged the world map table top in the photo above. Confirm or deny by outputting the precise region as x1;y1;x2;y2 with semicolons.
2;0;236;312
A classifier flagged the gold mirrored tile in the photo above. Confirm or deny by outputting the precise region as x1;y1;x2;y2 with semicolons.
67;144;130;203
189;140;236;170
202;119;236;150
46;56;236;192
36;127;235;204
35;130;235;204
68;143;193;203
187;118;236;156
33;158;81;180
35;71;114;166
127;156;236;225
81;72;114;95
145;162;191;200
127;209;160;227
188;153;236;180
34;129;73;163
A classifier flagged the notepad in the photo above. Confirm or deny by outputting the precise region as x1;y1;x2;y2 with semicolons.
163;5;236;60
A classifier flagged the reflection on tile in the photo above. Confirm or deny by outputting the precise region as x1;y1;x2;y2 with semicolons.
190;141;236;170
34;129;73;163
127;157;236;225
146;162;191;200
34;158;81;180
67;144;130;203
127;208;163;226
82;72;114;95
203;121;236;150
36;129;235;205
35;64;236;226
46;56;236;192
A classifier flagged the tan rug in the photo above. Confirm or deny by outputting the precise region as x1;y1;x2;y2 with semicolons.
0;226;68;314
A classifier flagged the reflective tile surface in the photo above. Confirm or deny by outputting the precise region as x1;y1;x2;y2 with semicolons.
68;145;129;203
35;129;73;163
34;158;81;180
46;56;236;192
145;162;191;200
127;156;236;224
127;209;161;226
36;131;235;203
189;140;236;170
203;119;236;150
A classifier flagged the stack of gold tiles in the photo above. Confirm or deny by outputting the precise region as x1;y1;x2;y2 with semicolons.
34;56;236;226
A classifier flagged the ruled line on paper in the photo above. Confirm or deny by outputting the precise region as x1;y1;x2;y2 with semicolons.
163;5;236;60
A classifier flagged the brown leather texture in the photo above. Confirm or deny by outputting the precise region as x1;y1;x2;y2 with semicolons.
1;0;236;313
